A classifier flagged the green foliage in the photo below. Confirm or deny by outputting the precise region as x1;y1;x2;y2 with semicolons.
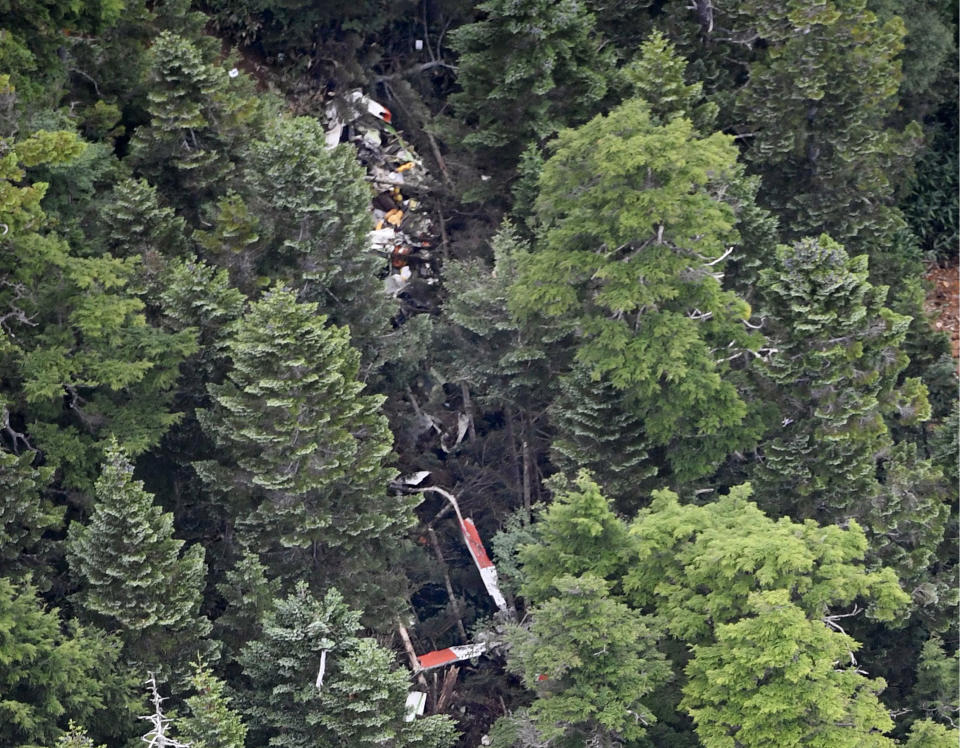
54;721;106;748
517;471;633;603
241;117;388;349
442;222;562;411
129;31;264;215
548;368;656;508
506;573;670;745
238;582;457;748
100;177;188;259
212;550;279;662
66;439;212;676
752;236;928;521
625;485;911;641
0;578;124;747
510;99;762;481
911;634;959;727
0;120;197;491
731;0;920;270
682;589;895;747
195;285;416;583
0;447;61;583
177;660;247;748
903;719;960;747
625;30;718;131
448;0;614;177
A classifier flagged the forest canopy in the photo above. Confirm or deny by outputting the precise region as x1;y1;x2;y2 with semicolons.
0;0;956;746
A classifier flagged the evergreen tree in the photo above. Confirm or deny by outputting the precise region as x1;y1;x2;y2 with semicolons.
129;31;263;217
194;286;416;586
505;573;670;746
548;368;656;509
0;119;197;492
238;583;457;748
0;447;61;583
448;0;614;183
510;99;764;482
212;550;279;662
729;0;920;273
0;578;128;747
625;484;911;644
177;660;247;748
682;589;896;747
100;177;188;260
66;440;212;676
241;117;388;352
515;471;633;603
751;235;949;586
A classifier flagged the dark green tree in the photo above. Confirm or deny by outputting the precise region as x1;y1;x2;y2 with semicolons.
128;31;264;217
0;122;197;492
238;583;457;748
0;447;60;583
0;578;130;747
751;235;950;590
66;440;212;676
100;177;188;260
448;0;614;183
241;117;388;353
194;286;416;589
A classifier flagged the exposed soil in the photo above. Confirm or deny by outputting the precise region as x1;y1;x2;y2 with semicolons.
924;261;959;363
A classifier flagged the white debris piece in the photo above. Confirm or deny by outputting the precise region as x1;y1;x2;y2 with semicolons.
404;691;427;722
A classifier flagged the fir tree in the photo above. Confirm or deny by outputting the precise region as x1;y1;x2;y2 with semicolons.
505;573;670;746
212;549;279;662
751;234;948;580
242;117;388;352
100;177;188;260
177;660;247;748
194;286;416;585
0;578;128;747
448;0;614;182
730;0;921;273
129;31;263;217
548;369;656;510
238;583;457;748
66;439;212;676
682;589;896;747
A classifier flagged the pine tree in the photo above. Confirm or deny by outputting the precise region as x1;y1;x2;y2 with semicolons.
0;118;197;492
0;447;61;583
129;31;263;217
238;583;457;748
729;0;920;273
212;550;279;662
448;0;615;181
194;285;416;584
510;99;765;482
548;369;656;510
177;660;247;748
516;471;633;604
66;439;212;676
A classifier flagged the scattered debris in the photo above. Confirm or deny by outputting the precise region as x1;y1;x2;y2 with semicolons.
925;261;959;364
322;88;442;322
315;649;328;692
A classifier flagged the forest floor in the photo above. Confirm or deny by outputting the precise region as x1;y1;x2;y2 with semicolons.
925;260;959;363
